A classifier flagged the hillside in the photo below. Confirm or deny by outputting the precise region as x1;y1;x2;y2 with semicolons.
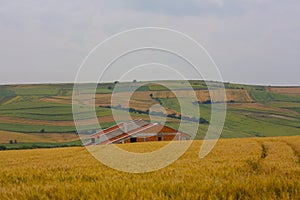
0;136;300;199
0;81;300;148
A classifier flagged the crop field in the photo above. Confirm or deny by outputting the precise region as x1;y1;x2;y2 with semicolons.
0;136;300;199
0;82;300;148
0;82;300;199
0;131;78;144
267;87;300;96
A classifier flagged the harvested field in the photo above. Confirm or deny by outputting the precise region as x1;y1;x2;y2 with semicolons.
267;87;300;96
0;131;78;144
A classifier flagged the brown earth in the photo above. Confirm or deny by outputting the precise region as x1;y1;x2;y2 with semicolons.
267;87;300;96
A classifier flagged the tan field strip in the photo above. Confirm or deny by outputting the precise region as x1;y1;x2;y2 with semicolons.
0;131;79;144
267;87;300;96
42;89;253;105
227;102;300;115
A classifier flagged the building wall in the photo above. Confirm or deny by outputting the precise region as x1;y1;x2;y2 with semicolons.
120;133;189;144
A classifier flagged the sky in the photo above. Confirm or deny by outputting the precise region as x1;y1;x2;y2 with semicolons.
0;0;299;85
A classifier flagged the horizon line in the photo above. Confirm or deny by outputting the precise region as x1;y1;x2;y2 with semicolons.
0;80;299;87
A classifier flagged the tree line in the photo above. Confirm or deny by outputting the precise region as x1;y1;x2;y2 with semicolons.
100;105;209;124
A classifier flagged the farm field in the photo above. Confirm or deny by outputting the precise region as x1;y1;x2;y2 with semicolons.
0;136;300;199
0;131;78;144
0;81;300;148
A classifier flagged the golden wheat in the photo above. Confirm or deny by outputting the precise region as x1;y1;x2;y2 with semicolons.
0;136;300;199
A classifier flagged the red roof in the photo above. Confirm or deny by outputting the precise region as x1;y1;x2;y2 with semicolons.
88;119;187;145
91;123;124;138
100;123;155;144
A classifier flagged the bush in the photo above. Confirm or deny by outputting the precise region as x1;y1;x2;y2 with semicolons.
202;100;212;104
0;146;7;150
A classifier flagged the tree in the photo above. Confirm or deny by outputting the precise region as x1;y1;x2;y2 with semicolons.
40;129;45;133
133;80;137;83
149;93;153;98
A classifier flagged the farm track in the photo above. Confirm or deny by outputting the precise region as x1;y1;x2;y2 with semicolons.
283;142;300;165
260;143;267;159
249;139;300;175
259;140;300;173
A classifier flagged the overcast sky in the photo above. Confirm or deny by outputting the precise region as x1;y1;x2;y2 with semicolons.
0;0;299;85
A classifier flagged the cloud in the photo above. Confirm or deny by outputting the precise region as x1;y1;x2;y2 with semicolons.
0;0;299;85
120;0;243;17
118;0;283;17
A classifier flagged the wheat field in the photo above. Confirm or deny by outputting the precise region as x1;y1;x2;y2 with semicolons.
0;136;300;199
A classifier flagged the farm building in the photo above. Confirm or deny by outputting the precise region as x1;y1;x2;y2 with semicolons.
87;119;191;145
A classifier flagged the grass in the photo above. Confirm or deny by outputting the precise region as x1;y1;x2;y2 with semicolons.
0;136;299;199
222;112;300;138
158;98;298;139
0;140;81;150
249;89;300;102
0;98;67;110
0;101;113;121
287;107;300;113
0;122;76;133
0;89;16;103
8;85;61;96
0;121;116;134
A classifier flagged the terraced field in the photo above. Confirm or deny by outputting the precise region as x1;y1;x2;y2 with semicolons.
0;136;299;199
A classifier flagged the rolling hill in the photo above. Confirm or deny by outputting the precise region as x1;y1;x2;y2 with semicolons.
0;81;299;149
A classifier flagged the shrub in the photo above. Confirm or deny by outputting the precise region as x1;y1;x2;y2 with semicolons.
0;146;6;150
202;100;212;104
